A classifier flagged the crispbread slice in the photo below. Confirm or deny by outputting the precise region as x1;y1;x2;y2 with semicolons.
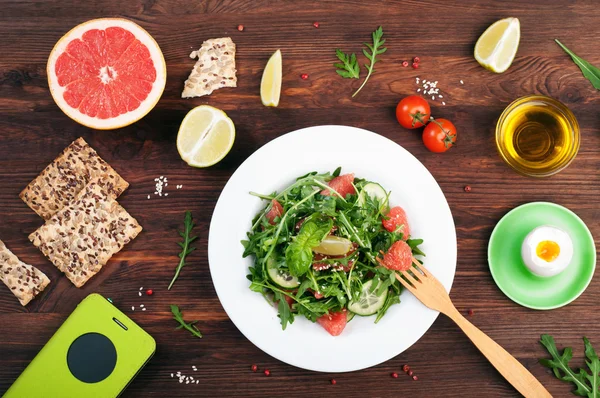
29;182;142;288
182;37;237;98
20;137;129;220
0;240;50;306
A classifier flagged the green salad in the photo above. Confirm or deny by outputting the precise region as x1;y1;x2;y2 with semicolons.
242;168;425;336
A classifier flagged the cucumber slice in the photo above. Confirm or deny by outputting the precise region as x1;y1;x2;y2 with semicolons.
267;258;299;288
346;311;355;323
348;279;388;316
357;182;388;209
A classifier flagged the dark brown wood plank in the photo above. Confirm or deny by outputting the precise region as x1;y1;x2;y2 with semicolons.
1;0;599;396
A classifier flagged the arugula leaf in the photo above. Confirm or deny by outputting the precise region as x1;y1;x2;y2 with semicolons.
555;39;600;90
539;334;592;396
273;291;294;330
584;338;600;398
170;305;202;338
334;49;360;79
353;26;387;98
407;238;426;257
168;211;198;290
286;218;333;276
375;290;400;323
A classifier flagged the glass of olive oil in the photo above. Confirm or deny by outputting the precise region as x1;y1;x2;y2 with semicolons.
496;95;580;177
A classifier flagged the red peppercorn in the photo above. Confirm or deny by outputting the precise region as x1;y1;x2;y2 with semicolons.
251;364;258;372
412;62;419;69
391;372;398;378
468;309;475;316
330;379;336;385
408;370;414;376
301;73;309;80
313;22;320;28
402;61;409;67
146;289;153;296
413;375;419;381
464;185;472;192
237;24;244;32
264;369;270;376
413;56;420;63
402;365;410;372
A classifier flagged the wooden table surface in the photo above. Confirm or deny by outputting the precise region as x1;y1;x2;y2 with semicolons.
1;0;599;396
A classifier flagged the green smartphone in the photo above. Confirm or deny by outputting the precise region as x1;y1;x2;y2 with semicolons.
5;293;155;398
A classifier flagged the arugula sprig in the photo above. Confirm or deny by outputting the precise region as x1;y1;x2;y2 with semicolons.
334;49;360;79
353;26;387;97
168;211;198;290
334;26;387;97
170;305;202;338
539;334;599;397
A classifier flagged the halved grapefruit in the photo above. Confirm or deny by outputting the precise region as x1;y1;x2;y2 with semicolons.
47;18;166;130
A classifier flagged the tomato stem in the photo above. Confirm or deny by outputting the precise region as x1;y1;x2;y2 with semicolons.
410;110;428;127
428;117;456;148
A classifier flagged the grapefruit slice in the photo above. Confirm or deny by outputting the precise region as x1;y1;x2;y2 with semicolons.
47;18;166;130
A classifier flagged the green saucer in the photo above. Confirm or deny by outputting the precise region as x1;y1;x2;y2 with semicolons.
488;202;596;310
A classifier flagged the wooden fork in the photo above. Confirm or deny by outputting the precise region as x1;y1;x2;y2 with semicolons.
395;257;552;398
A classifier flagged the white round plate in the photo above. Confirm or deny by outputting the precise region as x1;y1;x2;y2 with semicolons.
208;125;457;372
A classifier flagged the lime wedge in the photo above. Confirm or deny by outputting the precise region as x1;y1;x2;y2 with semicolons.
177;105;235;168
261;49;282;107
475;17;520;73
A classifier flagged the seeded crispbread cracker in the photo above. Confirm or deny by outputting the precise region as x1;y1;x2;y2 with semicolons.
20;137;129;220
182;37;237;98
29;182;142;288
0;240;50;306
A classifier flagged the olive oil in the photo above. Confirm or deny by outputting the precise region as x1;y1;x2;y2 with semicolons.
496;96;579;177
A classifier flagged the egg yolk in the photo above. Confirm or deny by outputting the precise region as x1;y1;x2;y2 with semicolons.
536;240;560;262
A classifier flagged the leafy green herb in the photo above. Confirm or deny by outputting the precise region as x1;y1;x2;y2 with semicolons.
243;168;425;331
353;26;387;98
555;39;600;90
170;305;202;338
286;218;333;277
168;211;198;290
539;334;599;396
274;291;294;330
334;49;360;79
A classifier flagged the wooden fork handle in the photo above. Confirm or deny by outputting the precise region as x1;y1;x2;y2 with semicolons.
446;308;552;398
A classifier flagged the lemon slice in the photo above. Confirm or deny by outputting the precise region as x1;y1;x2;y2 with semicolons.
177;105;235;168
261;49;282;107
475;17;520;73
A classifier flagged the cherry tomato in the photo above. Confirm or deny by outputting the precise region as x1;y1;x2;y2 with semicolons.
422;118;457;153
395;95;431;129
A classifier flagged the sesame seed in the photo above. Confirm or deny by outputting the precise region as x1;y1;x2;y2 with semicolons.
138;291;142;296
431;96;435;100
196;380;199;384
442;101;446;105
140;304;144;308
147;195;150;199
417;88;421;92
165;193;169;196
460;80;464;84
131;306;135;311
142;308;147;311
139;287;143;290
171;373;174;378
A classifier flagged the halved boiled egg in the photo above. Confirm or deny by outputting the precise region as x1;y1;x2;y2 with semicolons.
521;225;573;277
